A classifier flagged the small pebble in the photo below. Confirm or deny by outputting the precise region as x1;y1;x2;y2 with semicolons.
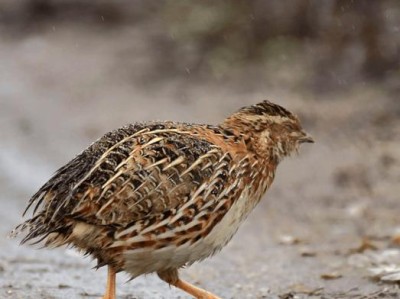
320;272;342;280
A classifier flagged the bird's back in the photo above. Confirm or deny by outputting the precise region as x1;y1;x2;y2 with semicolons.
15;121;261;269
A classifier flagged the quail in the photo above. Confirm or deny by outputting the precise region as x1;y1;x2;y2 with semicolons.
12;100;314;299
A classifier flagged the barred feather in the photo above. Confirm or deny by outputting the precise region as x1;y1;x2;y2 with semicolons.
12;100;313;279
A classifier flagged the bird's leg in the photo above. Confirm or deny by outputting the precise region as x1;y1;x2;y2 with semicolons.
158;269;222;299
101;266;116;299
174;279;223;299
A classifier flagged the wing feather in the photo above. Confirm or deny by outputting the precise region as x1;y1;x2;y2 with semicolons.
23;122;233;234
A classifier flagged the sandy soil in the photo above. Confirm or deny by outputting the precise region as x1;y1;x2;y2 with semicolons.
1;24;400;299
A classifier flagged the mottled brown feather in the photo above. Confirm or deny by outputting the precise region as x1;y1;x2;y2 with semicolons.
12;100;313;278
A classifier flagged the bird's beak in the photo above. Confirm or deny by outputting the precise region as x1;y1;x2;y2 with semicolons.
299;133;314;143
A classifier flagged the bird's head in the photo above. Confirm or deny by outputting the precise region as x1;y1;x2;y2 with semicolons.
222;100;314;160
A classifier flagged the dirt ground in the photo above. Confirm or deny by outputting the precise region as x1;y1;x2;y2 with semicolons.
1;24;400;299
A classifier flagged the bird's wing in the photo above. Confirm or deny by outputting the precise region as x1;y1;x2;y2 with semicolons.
25;122;238;229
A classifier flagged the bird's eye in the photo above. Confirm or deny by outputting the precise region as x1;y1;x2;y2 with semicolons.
284;123;295;131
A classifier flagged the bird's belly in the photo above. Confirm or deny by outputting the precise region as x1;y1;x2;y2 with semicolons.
122;187;257;278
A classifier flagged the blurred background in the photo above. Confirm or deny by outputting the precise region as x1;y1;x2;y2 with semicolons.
0;1;399;298
2;0;400;89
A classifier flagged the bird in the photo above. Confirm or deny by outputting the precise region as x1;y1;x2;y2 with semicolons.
11;100;313;299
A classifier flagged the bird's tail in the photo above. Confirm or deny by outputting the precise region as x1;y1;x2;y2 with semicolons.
9;214;49;245
8;222;28;239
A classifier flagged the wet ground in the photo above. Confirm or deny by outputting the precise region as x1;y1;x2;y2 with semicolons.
1;24;400;298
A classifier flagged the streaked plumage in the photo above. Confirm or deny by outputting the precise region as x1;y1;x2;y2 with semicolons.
12;100;313;299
